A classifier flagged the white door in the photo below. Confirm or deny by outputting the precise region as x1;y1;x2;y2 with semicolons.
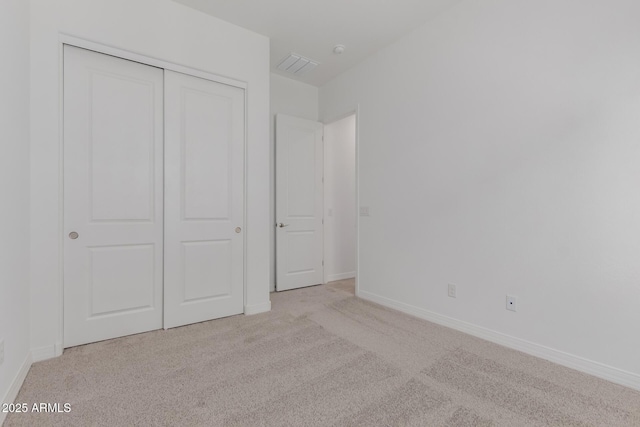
275;114;324;291
163;70;245;328
63;46;164;347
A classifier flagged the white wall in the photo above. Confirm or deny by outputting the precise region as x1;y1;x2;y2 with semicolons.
320;0;640;388
270;73;318;291
271;73;319;123
0;0;31;413
30;0;271;358
324;115;356;282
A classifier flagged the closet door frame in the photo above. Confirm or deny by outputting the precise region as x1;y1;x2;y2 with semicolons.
58;35;248;347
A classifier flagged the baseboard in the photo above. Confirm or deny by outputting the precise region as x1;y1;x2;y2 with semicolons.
31;344;59;362
244;300;271;315
0;352;32;425
326;271;356;283
358;290;640;391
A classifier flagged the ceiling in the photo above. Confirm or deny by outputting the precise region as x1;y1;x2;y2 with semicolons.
173;0;463;87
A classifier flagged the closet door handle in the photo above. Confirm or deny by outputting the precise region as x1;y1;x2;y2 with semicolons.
276;223;289;228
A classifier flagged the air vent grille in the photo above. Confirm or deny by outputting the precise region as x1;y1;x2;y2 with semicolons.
276;53;318;76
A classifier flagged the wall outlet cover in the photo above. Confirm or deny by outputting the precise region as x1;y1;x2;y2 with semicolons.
506;295;517;312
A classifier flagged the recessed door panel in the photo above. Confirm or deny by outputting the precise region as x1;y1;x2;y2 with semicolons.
63;45;164;348
89;244;156;316
164;70;245;329
182;89;232;221
287;128;316;218
182;240;232;302
286;231;317;275
90;72;156;222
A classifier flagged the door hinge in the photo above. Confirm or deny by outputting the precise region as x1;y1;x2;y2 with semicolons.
322;260;324;266
322;218;324;225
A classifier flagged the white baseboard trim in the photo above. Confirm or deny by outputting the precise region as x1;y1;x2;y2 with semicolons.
244;301;271;315
358;290;640;391
0;352;32;425
326;272;356;283
31;344;59;362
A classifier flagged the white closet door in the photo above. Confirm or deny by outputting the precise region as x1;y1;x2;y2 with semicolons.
163;70;245;329
63;46;164;347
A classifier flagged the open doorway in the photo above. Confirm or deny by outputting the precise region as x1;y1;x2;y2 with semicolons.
323;113;357;294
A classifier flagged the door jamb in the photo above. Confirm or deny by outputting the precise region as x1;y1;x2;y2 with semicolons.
321;106;360;294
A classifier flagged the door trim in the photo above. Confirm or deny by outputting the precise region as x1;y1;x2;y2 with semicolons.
58;35;249;351
59;35;248;90
321;106;360;295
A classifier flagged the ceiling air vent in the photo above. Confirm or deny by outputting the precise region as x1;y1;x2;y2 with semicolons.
276;53;318;76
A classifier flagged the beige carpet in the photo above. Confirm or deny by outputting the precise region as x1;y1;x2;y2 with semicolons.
5;279;640;426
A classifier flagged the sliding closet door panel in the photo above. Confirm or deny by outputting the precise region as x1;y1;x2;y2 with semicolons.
63;45;164;348
164;70;245;329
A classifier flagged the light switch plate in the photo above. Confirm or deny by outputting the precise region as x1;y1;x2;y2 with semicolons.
448;284;456;298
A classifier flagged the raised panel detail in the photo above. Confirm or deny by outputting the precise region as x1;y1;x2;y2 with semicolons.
89;245;155;317
182;89;232;220
182;240;232;302
286;231;316;275
287;128;316;218
90;72;155;222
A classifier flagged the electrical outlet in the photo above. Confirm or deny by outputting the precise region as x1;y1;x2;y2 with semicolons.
506;295;517;312
448;284;456;298
0;339;4;366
